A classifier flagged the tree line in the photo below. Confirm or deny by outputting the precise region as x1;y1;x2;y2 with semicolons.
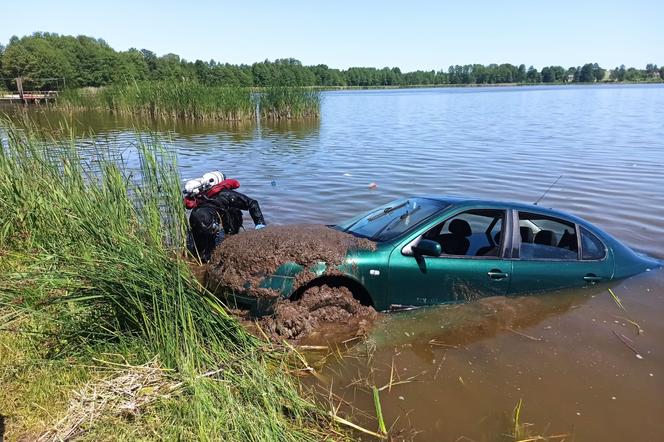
1;32;662;90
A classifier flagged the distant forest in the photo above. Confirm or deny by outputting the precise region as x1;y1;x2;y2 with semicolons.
1;32;662;90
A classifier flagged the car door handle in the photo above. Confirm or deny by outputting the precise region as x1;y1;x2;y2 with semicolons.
583;274;603;283
488;269;509;280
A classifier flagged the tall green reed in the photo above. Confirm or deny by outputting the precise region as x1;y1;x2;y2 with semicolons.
259;86;321;119
0;118;331;440
56;81;320;121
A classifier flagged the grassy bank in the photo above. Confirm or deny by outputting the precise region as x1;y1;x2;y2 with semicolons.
0;118;334;440
57;82;320;121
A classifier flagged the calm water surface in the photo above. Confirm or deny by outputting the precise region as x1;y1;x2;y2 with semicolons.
4;84;664;440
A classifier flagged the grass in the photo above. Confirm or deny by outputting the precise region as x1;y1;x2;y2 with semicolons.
371;386;387;436
57;81;320;121
508;399;570;442
0;117;335;440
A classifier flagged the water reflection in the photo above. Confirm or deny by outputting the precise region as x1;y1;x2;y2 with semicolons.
0;104;321;141
370;289;595;350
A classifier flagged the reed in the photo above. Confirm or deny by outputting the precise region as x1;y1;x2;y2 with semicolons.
57;82;320;121
259;86;321;119
0;117;333;440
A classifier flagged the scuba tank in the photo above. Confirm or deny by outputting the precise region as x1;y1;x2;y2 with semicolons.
202;171;225;186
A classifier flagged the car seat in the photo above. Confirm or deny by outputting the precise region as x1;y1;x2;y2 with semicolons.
476;231;502;257
557;229;578;251
439;219;472;255
520;226;534;243
534;230;556;246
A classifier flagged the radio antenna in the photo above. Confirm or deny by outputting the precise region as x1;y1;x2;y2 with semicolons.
534;174;563;206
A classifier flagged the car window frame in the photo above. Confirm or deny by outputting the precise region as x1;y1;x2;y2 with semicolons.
401;206;513;260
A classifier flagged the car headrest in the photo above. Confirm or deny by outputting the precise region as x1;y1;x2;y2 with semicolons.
534;230;556;246
449;219;471;237
494;231;502;244
520;226;534;243
558;229;577;250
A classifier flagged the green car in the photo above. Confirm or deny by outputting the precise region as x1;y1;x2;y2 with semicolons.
230;196;660;313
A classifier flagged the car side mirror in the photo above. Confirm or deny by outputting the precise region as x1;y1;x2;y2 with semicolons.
412;239;442;257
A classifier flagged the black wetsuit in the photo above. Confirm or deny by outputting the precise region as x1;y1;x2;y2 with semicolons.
189;189;265;261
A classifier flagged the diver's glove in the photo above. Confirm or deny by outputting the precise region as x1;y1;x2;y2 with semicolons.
255;224;266;230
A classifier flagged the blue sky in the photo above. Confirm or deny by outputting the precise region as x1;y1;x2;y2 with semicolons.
2;0;662;71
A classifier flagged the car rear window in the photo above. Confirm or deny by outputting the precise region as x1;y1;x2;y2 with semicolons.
580;226;607;260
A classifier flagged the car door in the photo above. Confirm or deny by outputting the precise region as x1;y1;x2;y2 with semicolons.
387;207;513;308
509;210;615;294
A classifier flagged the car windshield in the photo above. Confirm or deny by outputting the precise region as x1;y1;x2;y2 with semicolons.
335;198;449;242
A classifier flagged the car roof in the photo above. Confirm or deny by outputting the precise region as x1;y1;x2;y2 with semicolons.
417;195;590;225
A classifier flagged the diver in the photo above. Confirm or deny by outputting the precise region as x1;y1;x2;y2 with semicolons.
184;171;266;262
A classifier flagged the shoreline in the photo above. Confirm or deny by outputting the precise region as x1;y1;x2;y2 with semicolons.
314;80;664;91
3;80;661;107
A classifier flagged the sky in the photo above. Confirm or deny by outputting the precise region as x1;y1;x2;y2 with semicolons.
2;0;663;71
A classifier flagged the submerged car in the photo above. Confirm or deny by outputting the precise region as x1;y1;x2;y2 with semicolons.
219;196;660;313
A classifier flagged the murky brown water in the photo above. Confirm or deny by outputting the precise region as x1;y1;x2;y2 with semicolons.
303;275;664;440
3;84;664;440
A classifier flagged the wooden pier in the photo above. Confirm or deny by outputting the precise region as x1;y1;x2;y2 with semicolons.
0;91;59;104
0;77;62;104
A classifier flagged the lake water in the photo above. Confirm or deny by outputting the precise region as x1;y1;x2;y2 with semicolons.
3;84;664;440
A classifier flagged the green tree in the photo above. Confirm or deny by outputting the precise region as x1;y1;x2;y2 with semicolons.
140;49;159;77
116;48;149;81
497;64;518;83
193;59;210;84
579;63;595;82
592;63;606;82
516;64;527;83
0;32;658;89
610;65;626;81
1;33;75;89
645;63;661;81
252;60;274;86
62;35;120;86
526;65;540;83
0;43;4;88
155;53;191;81
624;67;643;81
541;66;566;82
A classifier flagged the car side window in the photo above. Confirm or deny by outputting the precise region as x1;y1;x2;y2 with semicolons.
580;226;606;260
518;211;578;260
423;209;505;257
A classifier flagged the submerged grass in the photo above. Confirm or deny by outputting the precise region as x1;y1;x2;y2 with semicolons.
0;118;334;440
57;82;320;121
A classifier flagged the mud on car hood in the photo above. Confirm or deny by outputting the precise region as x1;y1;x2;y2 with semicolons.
205;224;376;304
